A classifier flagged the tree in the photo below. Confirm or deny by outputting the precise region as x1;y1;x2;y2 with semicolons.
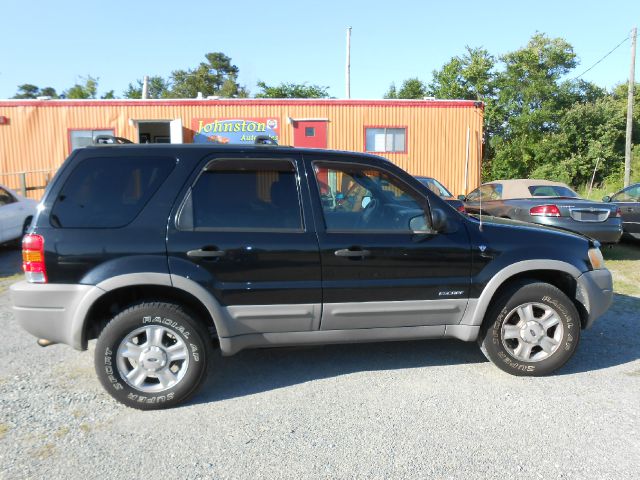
383;83;397;99
384;78;427;99
169;52;248;98
254;81;330;98
123;76;171;99
489;34;590;180
63;76;99;99
13;84;59;99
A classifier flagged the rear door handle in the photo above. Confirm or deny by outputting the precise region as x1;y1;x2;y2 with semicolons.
334;248;371;258
187;248;226;258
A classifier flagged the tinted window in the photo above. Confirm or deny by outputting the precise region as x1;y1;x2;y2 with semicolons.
528;185;578;197
51;156;175;228
178;159;302;231
313;163;430;232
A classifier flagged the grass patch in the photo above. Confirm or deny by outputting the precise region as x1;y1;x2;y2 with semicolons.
603;241;640;297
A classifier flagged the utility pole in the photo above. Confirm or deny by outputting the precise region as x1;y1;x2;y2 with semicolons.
346;26;352;99
624;27;636;187
142;75;149;100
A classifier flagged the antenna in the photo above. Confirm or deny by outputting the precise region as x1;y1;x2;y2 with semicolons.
477;130;483;232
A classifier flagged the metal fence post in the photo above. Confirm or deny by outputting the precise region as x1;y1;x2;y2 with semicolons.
20;172;27;197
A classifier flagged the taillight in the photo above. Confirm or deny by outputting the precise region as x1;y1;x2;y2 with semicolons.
614;207;622;218
22;234;47;283
457;205;466;213
529;205;561;217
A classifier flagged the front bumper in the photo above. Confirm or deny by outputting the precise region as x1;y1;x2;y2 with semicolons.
10;281;102;350
575;269;613;329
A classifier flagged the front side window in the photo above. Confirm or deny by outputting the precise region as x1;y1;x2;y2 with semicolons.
51;156;175;228
313;163;430;232
613;185;640;202
178;159;303;231
0;187;16;206
69;129;115;150
365;128;406;153
466;184;502;201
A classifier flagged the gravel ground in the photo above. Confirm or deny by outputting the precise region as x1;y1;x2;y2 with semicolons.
0;245;639;479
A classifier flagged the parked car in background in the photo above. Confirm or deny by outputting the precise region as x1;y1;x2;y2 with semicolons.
0;184;37;245
461;179;623;244
415;176;465;212
603;183;640;240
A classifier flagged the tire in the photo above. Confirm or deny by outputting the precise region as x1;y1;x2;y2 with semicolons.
478;281;580;376
95;301;211;410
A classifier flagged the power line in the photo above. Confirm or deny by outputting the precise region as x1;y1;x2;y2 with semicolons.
573;35;630;79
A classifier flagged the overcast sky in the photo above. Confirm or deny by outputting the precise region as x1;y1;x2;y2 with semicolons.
1;0;638;99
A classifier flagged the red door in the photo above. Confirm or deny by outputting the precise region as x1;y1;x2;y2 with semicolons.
293;120;327;148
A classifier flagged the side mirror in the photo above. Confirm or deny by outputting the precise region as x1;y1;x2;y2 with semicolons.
361;196;372;209
431;208;449;232
602;195;611;202
457;194;466;201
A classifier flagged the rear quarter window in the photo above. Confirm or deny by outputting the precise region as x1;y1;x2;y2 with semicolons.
50;156;175;228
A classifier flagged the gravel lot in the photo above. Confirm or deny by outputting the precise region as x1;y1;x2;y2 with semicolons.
1;245;639;479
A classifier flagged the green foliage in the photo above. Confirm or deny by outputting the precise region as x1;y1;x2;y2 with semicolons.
384;78;427;99
169;52;248;98
255;81;330;98
13;84;59;99
63;76;99;99
123;76;171;99
391;33;637;189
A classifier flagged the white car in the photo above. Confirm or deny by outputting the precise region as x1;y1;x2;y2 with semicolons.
0;184;37;244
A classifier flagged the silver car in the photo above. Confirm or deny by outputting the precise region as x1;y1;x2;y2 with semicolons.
461;179;623;244
0;184;37;244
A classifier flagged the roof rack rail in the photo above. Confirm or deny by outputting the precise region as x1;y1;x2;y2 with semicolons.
254;135;278;145
93;135;134;145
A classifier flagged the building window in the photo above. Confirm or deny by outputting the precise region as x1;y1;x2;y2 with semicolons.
69;129;114;151
365;127;406;153
305;127;315;137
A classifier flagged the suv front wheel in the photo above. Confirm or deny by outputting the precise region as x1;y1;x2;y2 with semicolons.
479;281;581;376
95;302;211;409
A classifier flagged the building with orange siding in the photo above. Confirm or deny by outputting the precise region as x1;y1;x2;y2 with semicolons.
0;98;483;199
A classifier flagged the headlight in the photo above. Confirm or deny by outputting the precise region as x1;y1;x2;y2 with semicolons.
588;247;605;270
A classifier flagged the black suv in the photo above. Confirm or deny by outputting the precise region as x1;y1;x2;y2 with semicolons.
11;145;613;409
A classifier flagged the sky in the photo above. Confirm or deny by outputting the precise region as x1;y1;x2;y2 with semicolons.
1;0;639;99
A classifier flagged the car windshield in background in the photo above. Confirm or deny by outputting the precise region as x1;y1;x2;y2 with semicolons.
528;185;579;197
418;178;452;197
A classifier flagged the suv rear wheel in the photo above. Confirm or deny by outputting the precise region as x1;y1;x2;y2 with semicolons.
479;281;580;376
95;302;210;409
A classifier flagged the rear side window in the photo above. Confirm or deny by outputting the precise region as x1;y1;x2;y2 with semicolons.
177;159;303;231
51;156;175;228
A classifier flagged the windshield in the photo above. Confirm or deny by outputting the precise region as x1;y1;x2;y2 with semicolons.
417;177;453;198
528;185;578;197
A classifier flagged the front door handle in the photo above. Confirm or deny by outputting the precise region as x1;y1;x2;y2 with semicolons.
334;248;371;258
187;248;226;258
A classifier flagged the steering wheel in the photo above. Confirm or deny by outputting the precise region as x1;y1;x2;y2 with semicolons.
357;197;380;228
